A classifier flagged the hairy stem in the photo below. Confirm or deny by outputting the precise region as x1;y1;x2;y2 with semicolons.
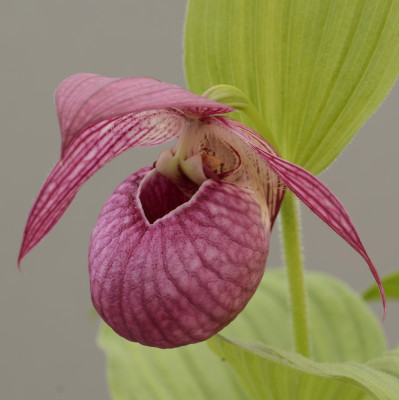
280;191;310;357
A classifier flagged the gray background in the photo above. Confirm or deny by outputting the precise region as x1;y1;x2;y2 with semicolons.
1;1;398;399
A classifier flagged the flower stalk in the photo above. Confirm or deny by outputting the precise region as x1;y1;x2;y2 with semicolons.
280;190;310;358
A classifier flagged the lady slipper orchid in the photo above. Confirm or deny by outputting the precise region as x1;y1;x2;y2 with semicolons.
19;74;385;349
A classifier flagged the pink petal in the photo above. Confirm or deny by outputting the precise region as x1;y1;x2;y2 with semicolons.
56;74;233;156
199;117;285;227
19;74;234;266
221;117;386;317
19;110;186;265
89;167;269;348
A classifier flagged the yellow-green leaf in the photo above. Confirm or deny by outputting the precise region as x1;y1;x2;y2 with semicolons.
97;325;247;400
224;269;385;363
209;336;399;400
363;272;399;301
184;0;399;174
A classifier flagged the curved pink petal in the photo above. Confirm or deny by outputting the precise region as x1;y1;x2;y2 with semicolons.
19;74;234;265
219;117;386;317
197;117;285;227
19;109;186;265
57;74;233;156
89;167;269;348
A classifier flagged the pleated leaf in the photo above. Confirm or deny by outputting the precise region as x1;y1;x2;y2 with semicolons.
224;269;385;363
184;0;399;174
98;324;247;400
363;272;399;301
209;336;399;400
98;269;386;399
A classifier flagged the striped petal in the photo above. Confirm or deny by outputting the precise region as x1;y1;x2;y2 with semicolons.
56;74;233;156
19;110;184;264
220;117;386;316
19;75;233;265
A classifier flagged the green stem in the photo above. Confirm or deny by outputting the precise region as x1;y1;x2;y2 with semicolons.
280;191;310;357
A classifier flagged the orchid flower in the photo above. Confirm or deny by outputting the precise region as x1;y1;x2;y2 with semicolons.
19;74;385;349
